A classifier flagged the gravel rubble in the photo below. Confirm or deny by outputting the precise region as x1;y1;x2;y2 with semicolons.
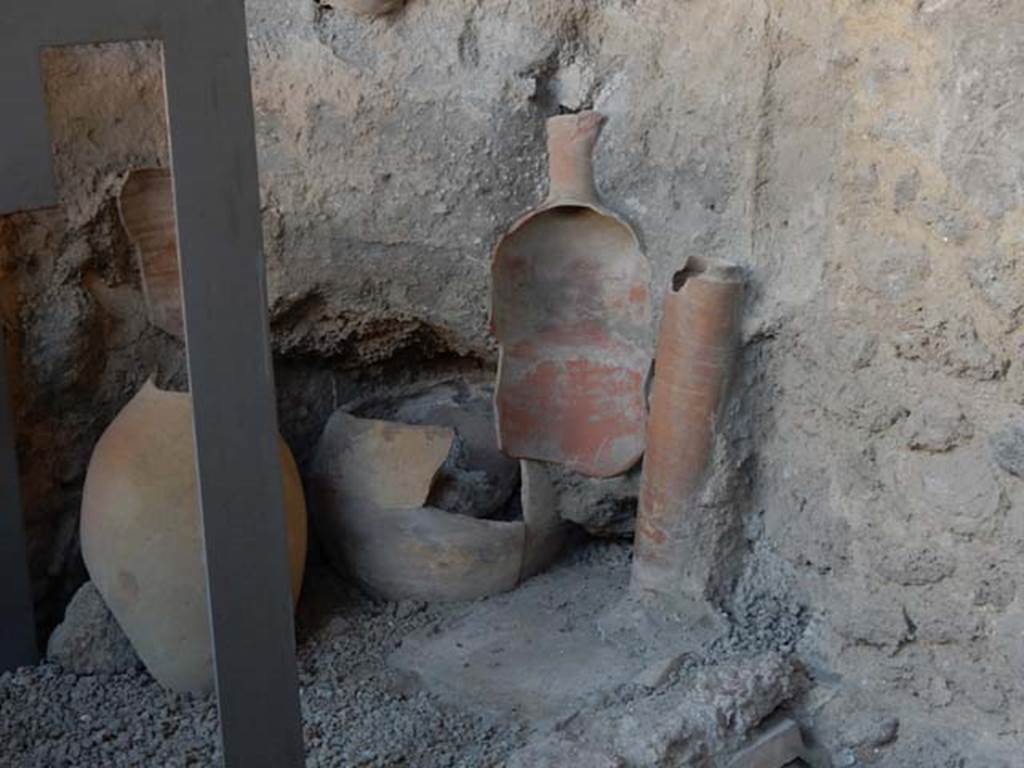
1;555;525;768
0;540;808;767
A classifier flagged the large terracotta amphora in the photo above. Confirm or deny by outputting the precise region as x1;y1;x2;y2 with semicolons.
491;111;652;478
80;380;308;693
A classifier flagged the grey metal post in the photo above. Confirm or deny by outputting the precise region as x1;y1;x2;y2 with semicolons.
0;3;304;765
0;338;38;673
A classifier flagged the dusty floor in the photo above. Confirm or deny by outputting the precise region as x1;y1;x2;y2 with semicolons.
0;557;525;768
0;538;808;767
3;537;1019;766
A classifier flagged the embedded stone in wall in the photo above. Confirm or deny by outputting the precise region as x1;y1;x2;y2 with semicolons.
989;421;1024;478
902;397;973;453
908;444;1003;538
342;0;405;17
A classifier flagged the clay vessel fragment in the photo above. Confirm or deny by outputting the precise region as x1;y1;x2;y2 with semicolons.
343;0;405;16
326;503;527;602
312;411;456;510
519;459;569;582
631;258;743;598
118;169;183;339
386;382;521;519
310;411;566;601
80;381;308;693
492;112;652;478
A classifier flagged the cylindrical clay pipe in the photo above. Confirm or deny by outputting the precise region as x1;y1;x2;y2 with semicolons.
631;257;744;598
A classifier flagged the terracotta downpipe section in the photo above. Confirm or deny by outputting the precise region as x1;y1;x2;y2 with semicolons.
118;169;183;340
631;257;744;598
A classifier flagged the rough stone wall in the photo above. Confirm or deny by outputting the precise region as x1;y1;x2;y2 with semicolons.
2;0;1020;760
741;1;1023;760
1;42;177;632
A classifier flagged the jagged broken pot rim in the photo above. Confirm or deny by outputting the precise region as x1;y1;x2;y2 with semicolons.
310;410;567;601
671;257;745;291
494;199;643;262
135;377;190;402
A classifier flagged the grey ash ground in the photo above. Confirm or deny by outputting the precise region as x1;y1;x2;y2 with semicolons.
0;538;804;767
0;552;528;768
4;538;1006;767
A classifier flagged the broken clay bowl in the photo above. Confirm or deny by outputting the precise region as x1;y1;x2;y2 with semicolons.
310;410;567;601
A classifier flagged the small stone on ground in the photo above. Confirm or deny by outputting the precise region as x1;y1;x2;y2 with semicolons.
46;581;141;676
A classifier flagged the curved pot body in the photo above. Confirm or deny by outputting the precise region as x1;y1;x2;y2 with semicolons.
631;258;743;598
492;112;652;478
316;498;527;602
80;381;307;693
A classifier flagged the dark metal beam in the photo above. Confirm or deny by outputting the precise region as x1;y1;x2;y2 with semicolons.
0;337;38;673
0;3;304;764
159;7;305;766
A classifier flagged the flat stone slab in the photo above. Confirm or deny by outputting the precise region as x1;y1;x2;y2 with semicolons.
389;546;723;723
390;560;640;720
393;605;643;721
726;718;807;768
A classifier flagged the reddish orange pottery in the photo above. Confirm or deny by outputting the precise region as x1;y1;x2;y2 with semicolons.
491;112;652;478
118;169;183;340
631;258;743;597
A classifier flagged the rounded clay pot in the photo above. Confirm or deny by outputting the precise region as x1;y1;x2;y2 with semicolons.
80;380;307;693
491;112;652;478
309;410;567;602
